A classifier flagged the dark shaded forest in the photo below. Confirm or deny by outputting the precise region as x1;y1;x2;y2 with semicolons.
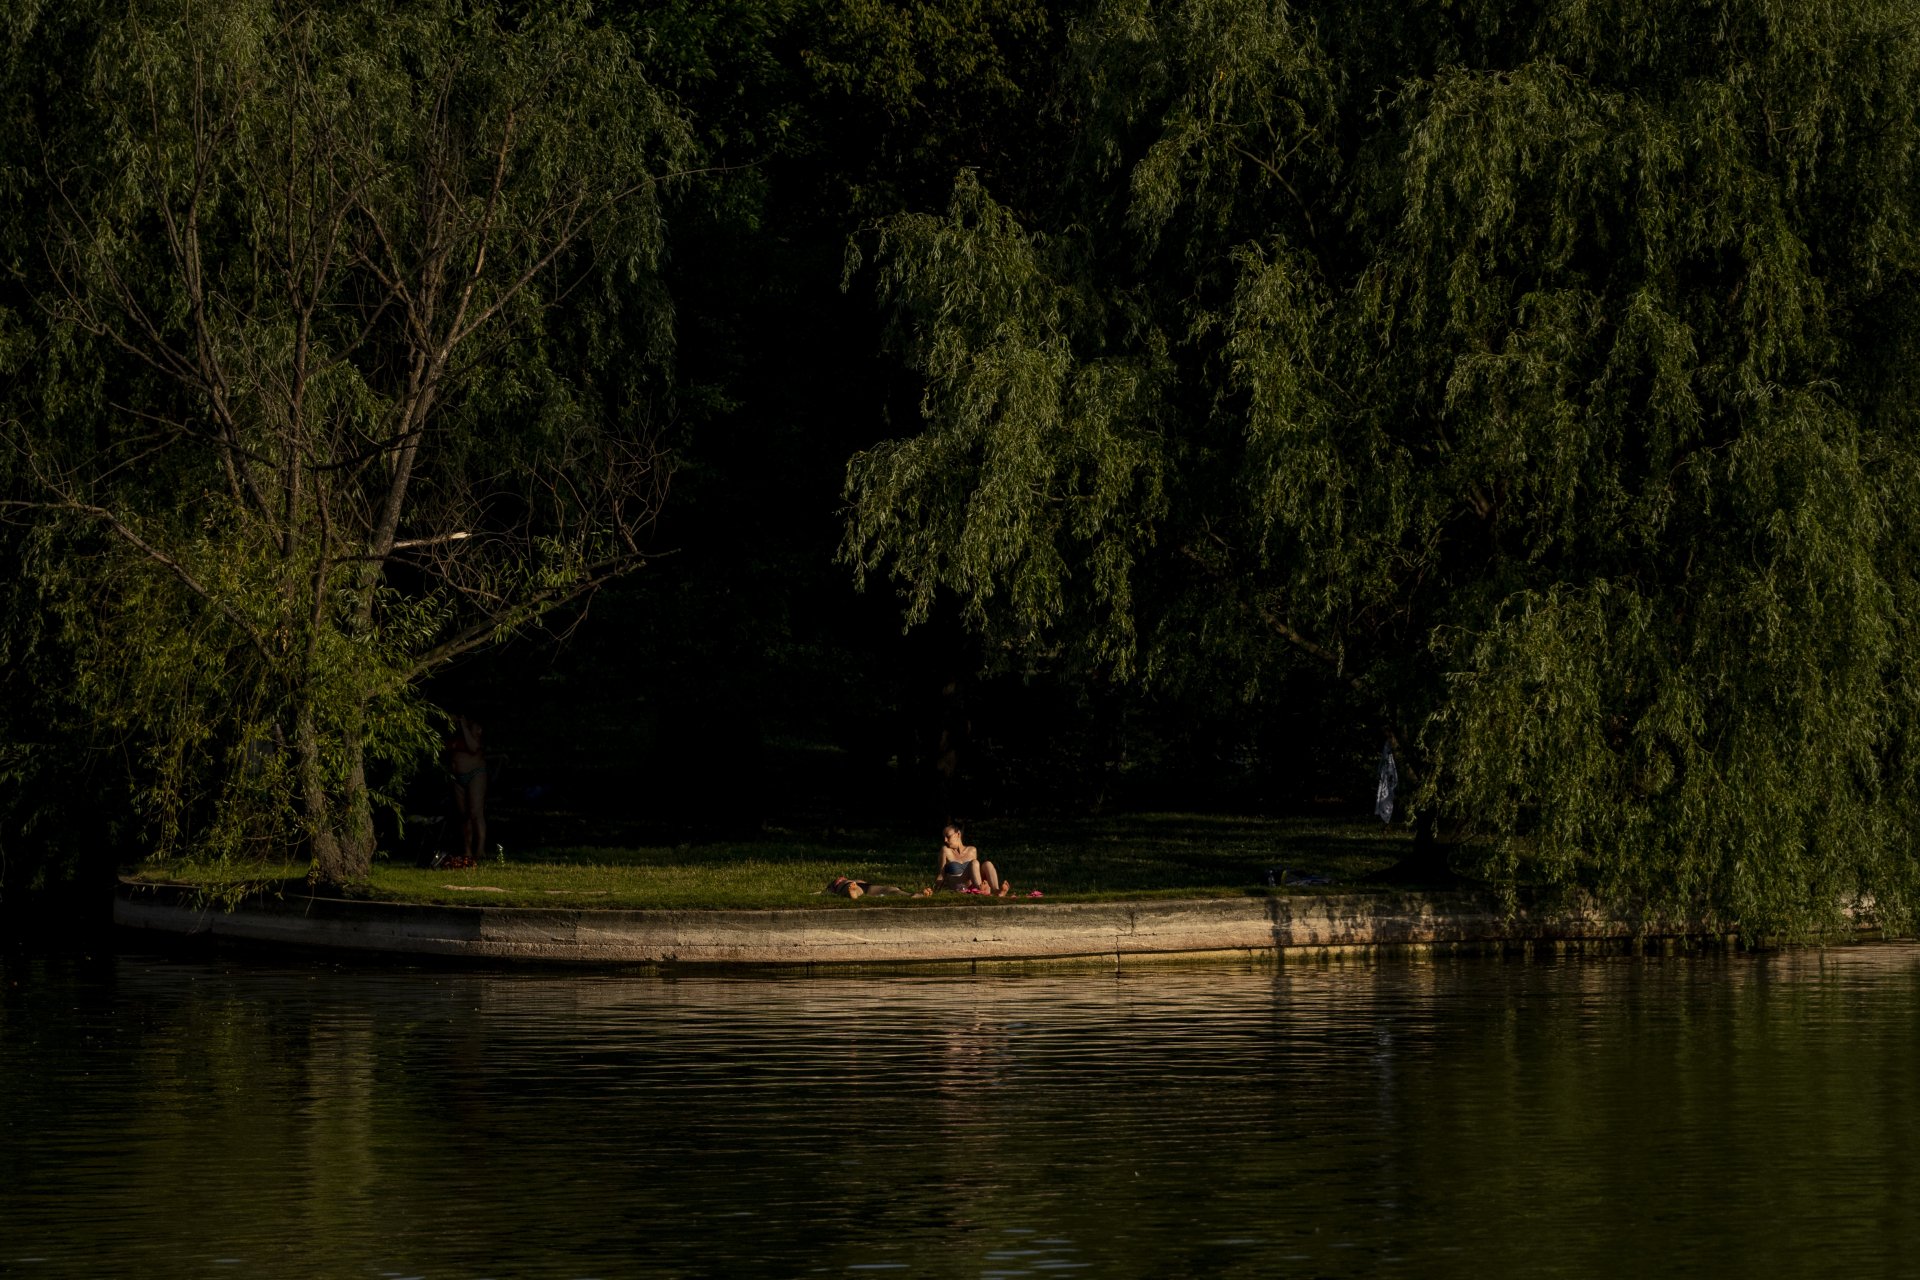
2;1;1373;899
6;0;1920;936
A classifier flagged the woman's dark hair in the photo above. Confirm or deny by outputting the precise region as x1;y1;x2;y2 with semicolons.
944;821;964;836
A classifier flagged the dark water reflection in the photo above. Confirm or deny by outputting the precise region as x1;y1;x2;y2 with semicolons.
3;944;1918;1278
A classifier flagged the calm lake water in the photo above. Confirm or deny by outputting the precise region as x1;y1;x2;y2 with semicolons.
3;941;1918;1278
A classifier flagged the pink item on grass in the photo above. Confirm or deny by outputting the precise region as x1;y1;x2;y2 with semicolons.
1028;890;1044;898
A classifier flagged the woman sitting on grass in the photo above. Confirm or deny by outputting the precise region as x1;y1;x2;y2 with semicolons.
935;822;1010;896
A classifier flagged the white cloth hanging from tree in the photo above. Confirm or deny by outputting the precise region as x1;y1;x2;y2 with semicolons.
1375;740;1398;824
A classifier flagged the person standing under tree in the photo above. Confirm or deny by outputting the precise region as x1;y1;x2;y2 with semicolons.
445;713;489;864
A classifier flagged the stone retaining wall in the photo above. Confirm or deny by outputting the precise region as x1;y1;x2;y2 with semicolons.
115;879;1684;967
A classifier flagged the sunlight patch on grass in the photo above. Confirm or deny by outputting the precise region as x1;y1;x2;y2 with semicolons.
134;814;1414;909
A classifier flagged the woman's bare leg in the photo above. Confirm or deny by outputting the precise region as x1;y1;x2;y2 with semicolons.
468;770;488;860
982;861;1004;895
452;781;473;861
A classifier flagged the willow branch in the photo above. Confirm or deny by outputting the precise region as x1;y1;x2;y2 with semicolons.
4;498;271;661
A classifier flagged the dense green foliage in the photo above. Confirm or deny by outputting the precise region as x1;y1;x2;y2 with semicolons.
6;0;1917;936
3;0;689;882
844;0;1920;935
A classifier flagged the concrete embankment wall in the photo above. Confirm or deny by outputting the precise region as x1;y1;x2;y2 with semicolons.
114;879;1692;967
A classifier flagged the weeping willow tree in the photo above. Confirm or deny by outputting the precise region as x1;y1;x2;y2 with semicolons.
844;0;1920;936
1;0;691;882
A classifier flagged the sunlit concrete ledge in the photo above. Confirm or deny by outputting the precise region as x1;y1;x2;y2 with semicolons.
111;877;1717;967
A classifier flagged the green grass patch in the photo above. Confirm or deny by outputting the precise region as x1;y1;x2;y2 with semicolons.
134;813;1416;910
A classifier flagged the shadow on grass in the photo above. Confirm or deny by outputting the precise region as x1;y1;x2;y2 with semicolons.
422;813;1428;906
139;813;1461;910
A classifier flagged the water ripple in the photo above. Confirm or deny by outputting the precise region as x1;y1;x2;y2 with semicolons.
2;946;1917;1277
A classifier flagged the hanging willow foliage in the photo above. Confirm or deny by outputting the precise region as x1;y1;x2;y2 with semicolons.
845;0;1920;937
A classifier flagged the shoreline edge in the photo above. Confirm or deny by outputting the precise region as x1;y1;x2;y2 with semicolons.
112;878;1780;968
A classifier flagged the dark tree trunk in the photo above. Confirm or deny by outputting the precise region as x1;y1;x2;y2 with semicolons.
1370;808;1461;887
300;704;374;885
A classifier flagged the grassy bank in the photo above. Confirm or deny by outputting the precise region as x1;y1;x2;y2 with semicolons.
133;813;1418;910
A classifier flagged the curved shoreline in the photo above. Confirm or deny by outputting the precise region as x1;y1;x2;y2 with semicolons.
113;878;1740;967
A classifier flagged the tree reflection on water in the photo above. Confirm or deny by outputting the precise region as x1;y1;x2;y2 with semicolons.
3;946;1917;1277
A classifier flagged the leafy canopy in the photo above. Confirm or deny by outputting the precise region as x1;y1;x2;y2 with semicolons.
844;0;1920;937
2;0;691;878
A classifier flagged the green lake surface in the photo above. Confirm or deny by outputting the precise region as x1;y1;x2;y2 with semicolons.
3;941;1917;1277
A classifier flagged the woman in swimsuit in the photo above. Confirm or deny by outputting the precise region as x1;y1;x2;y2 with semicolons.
445;713;488;863
935;822;1009;896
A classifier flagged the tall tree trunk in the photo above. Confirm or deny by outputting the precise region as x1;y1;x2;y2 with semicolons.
299;701;374;885
337;709;375;878
297;704;347;882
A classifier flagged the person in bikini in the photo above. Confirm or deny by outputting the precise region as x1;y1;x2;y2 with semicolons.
825;876;931;899
934;822;1009;896
444;713;489;864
